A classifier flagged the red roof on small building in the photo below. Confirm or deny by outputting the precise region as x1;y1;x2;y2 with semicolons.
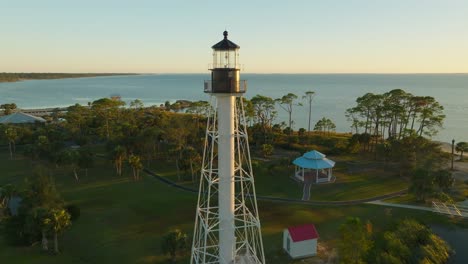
288;224;319;242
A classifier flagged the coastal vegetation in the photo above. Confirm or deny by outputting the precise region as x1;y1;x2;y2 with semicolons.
0;88;465;263
338;217;452;263
0;73;137;83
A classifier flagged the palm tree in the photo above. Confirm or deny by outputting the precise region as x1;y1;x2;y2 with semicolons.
276;93;301;134
32;207;50;251
5;126;18;159
455;142;468;161
161;229;188;263
128;154;143;181
112;145;127;176
303;91;315;132
44;208;71;254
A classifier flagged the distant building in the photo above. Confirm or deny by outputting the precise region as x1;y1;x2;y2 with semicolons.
110;94;122;101
283;224;319;259
0;112;46;124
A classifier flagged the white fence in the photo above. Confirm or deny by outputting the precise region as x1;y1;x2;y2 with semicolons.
432;201;468;218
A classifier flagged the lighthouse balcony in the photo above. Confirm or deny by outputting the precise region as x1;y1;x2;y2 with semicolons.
208;63;243;70
204;80;247;94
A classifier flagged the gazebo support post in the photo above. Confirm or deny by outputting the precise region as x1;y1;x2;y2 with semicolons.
316;169;318;184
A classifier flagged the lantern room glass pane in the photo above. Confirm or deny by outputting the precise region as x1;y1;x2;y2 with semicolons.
212;50;239;68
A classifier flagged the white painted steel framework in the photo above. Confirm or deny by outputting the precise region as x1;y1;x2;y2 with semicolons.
191;95;265;264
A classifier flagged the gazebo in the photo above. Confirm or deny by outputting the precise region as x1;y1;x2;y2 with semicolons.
0;112;46;124
293;150;336;184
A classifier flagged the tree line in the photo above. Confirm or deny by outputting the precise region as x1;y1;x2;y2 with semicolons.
0;72;137;83
345;89;445;139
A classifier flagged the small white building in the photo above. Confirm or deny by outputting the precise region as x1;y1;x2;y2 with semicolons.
283;224;319;259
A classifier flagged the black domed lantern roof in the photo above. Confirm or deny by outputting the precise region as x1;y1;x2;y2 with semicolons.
211;31;240;51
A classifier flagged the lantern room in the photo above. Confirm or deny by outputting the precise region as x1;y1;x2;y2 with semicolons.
212;31;240;69
205;31;246;94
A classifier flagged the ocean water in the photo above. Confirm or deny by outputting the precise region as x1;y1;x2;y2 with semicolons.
1;74;467;143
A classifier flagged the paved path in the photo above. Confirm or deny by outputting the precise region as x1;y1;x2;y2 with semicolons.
368;200;468;218
302;183;311;201
366;200;435;212
144;168;408;206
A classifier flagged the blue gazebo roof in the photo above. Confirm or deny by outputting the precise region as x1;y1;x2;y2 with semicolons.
303;150;326;160
293;150;335;169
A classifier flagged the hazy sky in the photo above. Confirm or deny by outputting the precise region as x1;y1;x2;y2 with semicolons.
1;0;467;73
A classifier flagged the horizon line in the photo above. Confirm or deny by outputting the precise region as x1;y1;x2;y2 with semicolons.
2;71;468;75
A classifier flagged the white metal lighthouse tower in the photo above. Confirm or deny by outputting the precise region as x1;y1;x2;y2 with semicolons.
191;31;266;264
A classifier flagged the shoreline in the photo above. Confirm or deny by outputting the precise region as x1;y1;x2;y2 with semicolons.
0;73;139;83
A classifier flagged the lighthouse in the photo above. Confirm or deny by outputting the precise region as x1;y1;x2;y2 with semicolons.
191;31;265;264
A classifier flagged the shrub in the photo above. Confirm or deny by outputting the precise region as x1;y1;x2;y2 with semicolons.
298;128;306;136
288;135;299;144
282;127;292;135
261;144;274;157
2;216;29;246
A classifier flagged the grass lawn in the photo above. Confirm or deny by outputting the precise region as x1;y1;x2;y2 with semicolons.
252;159;407;201
0;148;465;263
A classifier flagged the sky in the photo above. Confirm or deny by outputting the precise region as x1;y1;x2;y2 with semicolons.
1;0;467;73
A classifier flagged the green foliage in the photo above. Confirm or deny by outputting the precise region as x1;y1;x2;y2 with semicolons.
186;100;211;116
78;148;94;172
388;136;449;177
43;208;72;253
128;154;143;181
0;72;135;83
314;117;336;135
161;229;188;263
0;103;17;115
251;94;277;144
43;208;71;235
298;127;306;136
275;93;301;133
455;141;468;160
434;169;454;191
261;144;274;157
2;169;68;248
4;126;19;159
346;89;445;140
302;90;315;132
22;168;63;210
409;169;436;202
409;168;454;202
338;217;373;264
378;219;451;264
